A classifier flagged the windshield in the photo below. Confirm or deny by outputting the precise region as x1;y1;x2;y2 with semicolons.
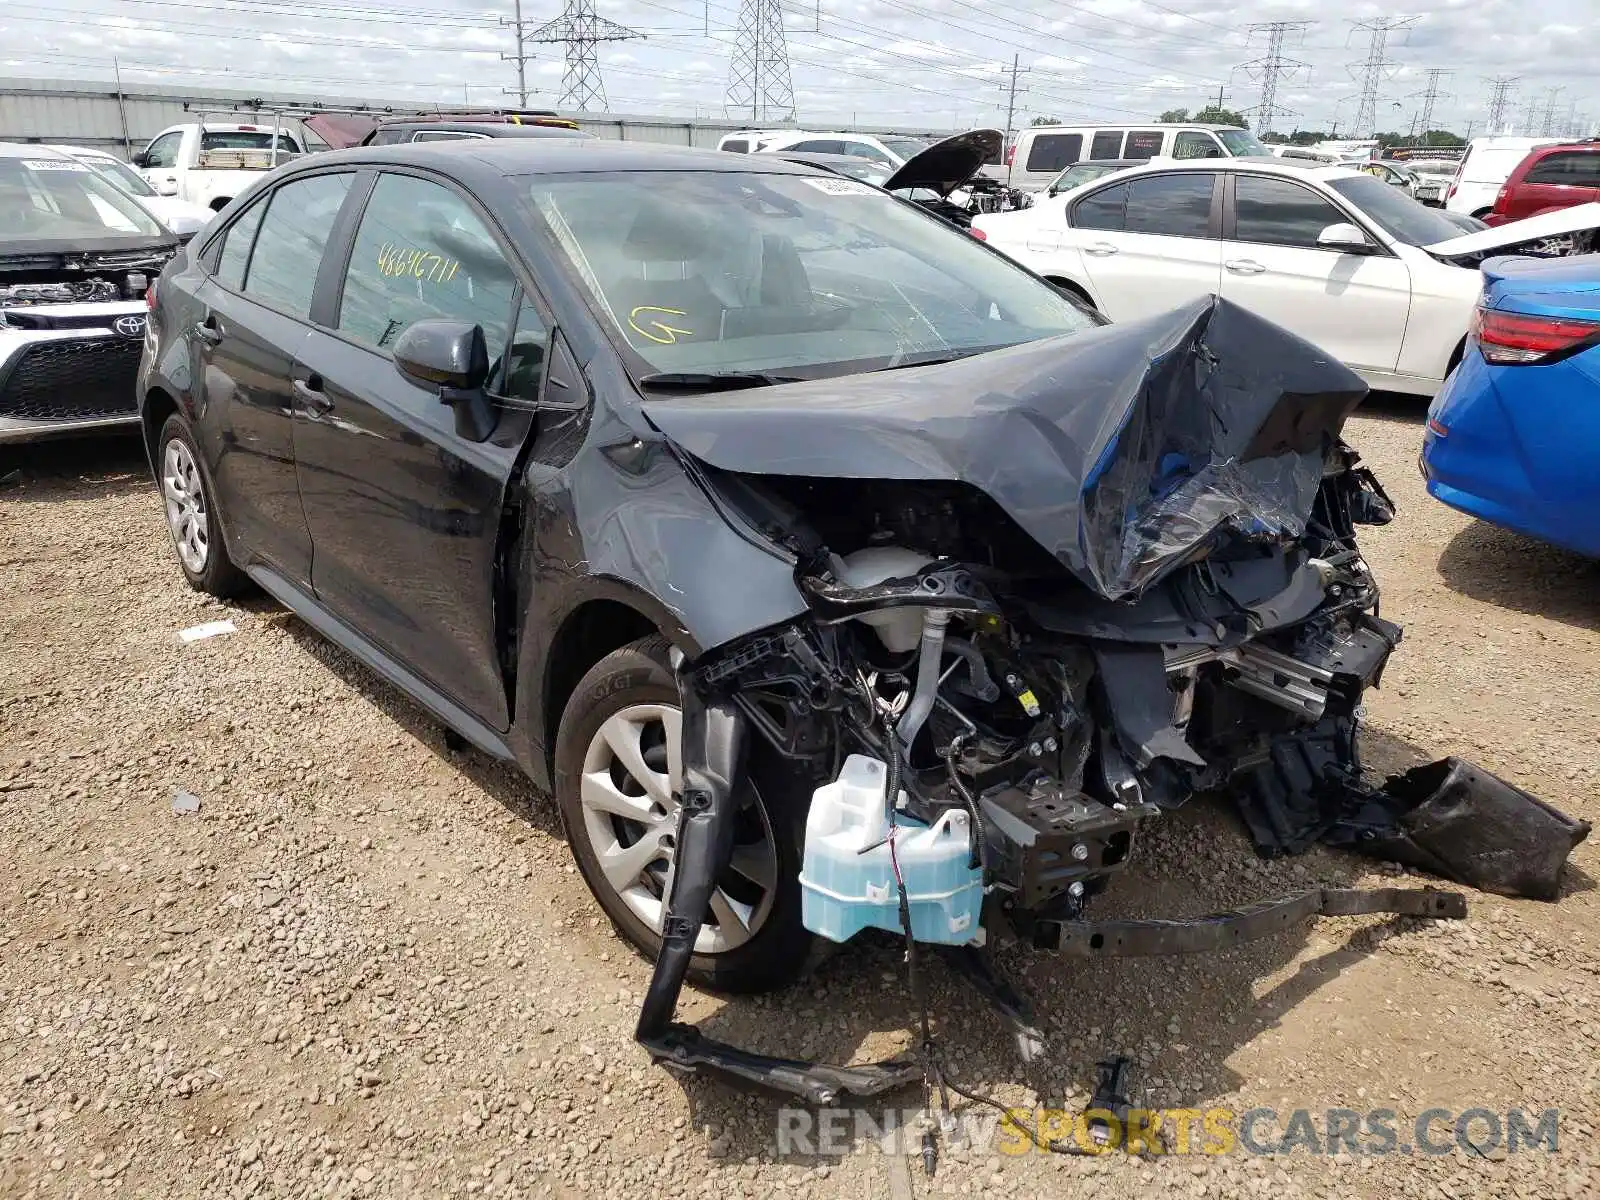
1050;162;1118;191
1326;174;1466;246
200;131;299;152
86;156;158;197
0;156;165;241
524;169;1097;378
880;137;930;161
1217;129;1268;156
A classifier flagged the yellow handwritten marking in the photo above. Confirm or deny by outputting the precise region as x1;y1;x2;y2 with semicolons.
628;305;694;345
375;241;461;282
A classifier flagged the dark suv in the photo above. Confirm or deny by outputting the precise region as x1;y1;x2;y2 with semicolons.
136;137;1542;1103
1486;142;1600;225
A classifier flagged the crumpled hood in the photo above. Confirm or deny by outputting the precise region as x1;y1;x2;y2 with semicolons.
643;297;1367;601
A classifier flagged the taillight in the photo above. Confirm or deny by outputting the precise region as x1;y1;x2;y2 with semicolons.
1474;306;1600;365
968;226;988;241
1005;145;1015;166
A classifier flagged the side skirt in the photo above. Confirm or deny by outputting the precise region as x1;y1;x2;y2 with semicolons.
246;564;517;763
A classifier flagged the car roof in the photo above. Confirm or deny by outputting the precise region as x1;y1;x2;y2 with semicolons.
43;143;115;160
1079;155;1365;183
0;141;73;160
1026;123;1246;132
289;139;831;179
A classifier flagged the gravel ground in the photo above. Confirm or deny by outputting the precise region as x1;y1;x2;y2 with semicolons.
1;403;1597;1200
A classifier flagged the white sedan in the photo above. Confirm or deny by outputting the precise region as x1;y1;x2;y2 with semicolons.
973;158;1600;397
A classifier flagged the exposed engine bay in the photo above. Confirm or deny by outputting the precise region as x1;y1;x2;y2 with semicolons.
625;298;1589;1134
0;250;167;327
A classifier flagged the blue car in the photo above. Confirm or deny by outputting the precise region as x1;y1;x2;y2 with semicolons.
1421;253;1600;557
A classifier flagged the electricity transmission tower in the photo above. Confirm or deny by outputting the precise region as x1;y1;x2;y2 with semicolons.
1483;75;1518;134
1347;16;1418;136
1540;86;1565;136
527;0;642;112
1408;67;1450;139
726;0;795;123
1239;21;1312;136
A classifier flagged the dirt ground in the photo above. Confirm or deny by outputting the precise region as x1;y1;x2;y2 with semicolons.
1;401;1597;1200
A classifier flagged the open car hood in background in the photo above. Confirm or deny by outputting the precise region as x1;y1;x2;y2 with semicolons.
883;128;1004;198
643;298;1368;602
1423;202;1600;256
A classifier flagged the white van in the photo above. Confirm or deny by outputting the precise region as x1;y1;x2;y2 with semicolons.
993;123;1267;190
1444;137;1564;217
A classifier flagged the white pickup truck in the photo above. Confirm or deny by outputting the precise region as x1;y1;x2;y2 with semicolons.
134;122;309;213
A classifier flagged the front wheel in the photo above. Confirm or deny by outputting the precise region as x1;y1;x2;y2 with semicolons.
157;414;249;598
553;636;812;993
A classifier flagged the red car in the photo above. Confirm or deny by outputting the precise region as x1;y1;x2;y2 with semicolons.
1484;141;1600;225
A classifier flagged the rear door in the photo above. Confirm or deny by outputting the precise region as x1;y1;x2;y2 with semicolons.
1507;150;1600;221
191;170;356;587
291;168;546;728
1065;172;1222;319
1219;173;1410;374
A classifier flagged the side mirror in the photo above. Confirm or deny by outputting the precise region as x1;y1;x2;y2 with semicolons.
1317;222;1379;255
393;319;497;442
132;152;149;169
154;178;179;197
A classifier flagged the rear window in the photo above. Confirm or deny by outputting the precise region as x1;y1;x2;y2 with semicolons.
722;139;749;154
1025;134;1082;173
200;131;299;153
1525;151;1600;188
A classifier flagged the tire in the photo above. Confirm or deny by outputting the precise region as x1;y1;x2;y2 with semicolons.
156;413;250;599
553;635;812;994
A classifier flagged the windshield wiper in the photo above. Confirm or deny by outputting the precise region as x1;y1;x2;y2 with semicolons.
637;370;807;391
879;346;998;371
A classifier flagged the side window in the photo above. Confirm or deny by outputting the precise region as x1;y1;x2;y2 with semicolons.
1173;131;1223;160
1124;131;1164;160
213;197;268;291
791;139;845;155
722;139;749;154
1025;134;1083;173
496;298;550;404
1526;152;1600;187
371;128;406;146
412;130;489;143
1073;181;1129;231
1088;131;1126;160
338;172;517;364
1124;173;1215;238
143;132;182;169
1233;176;1349;249
242;172;354;318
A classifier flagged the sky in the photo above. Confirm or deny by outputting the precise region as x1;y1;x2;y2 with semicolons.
1;0;1595;137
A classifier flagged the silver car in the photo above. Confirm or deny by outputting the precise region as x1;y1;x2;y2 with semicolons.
0;144;176;444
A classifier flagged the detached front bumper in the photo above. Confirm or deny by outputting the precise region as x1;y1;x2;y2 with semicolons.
0;306;148;444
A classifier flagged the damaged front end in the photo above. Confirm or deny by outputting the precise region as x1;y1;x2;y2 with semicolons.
631;297;1589;1103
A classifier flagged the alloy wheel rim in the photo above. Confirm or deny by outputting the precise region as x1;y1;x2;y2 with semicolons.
579;701;778;954
162;439;209;574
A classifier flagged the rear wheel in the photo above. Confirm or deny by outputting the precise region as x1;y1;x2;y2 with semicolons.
158;414;249;598
553;636;812;993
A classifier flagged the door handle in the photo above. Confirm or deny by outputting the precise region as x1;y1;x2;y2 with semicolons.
195;315;223;345
294;376;334;414
1224;259;1267;275
1083;241;1119;257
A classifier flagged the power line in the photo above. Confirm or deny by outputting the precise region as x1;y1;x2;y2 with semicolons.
1239;21;1311;136
725;0;793;121
1347;16;1417;137
1483;74;1518;134
526;0;643;111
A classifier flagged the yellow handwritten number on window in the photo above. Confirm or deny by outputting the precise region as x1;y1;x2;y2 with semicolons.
628;306;694;345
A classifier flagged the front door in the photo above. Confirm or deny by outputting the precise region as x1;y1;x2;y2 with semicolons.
195;171;355;586
1220;174;1412;374
1066;172;1223;321
292;169;548;728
